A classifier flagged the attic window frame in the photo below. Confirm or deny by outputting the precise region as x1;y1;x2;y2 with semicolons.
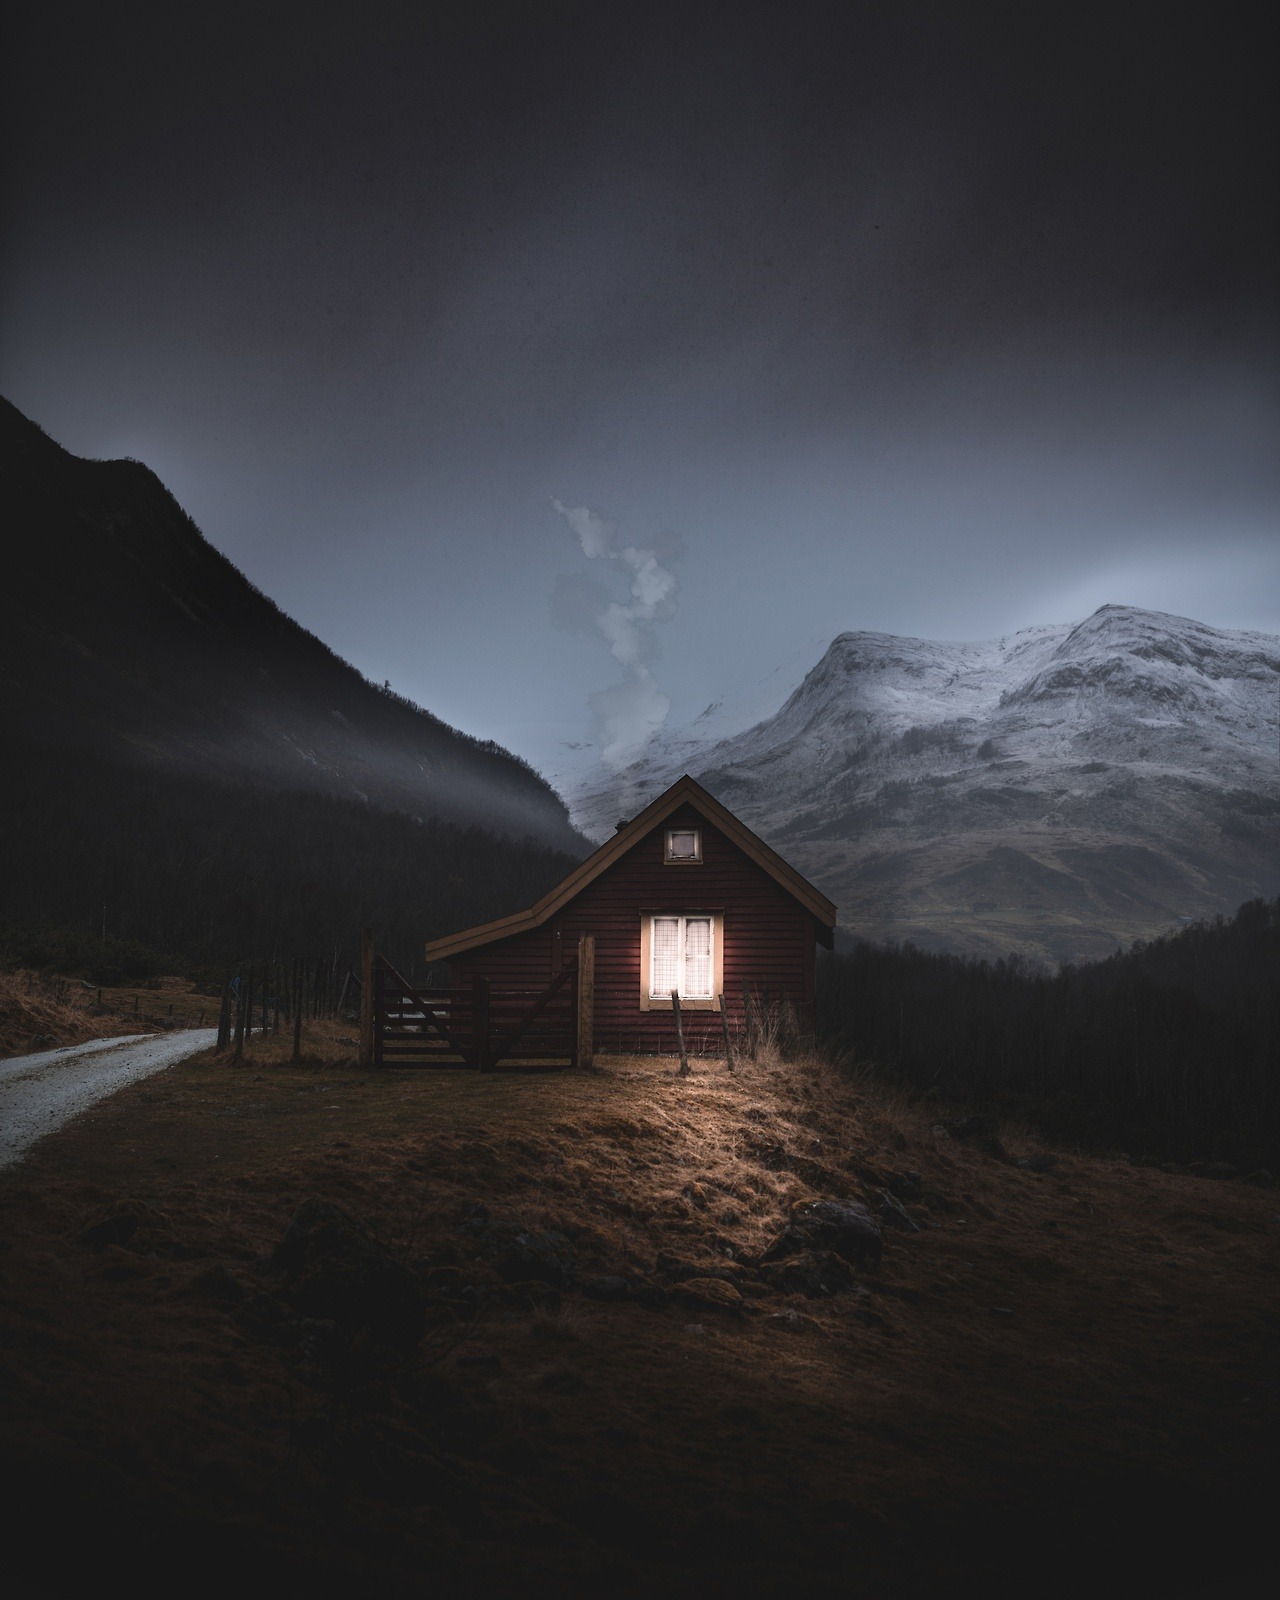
639;910;724;1011
664;827;703;864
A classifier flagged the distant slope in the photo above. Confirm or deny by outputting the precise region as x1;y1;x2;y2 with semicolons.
567;607;1280;965
0;398;585;854
0;737;579;978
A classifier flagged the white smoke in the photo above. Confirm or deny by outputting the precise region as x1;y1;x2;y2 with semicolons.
551;498;683;773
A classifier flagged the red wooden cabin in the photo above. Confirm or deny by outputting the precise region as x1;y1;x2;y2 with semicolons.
423;775;836;1056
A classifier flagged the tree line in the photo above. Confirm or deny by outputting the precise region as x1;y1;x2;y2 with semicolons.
1;739;580;986
816;897;1280;1167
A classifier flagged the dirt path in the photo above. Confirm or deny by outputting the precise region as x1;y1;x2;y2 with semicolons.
0;1029;217;1168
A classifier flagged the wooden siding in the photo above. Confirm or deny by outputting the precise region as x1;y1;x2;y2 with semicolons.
450;801;820;1054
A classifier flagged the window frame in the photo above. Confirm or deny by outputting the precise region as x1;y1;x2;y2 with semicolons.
663;827;703;865
639;910;724;1011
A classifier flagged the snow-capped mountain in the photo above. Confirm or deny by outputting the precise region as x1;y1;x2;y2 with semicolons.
547;634;826;805
564;606;1280;964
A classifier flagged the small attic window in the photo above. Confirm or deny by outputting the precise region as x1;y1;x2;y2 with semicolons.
665;828;702;864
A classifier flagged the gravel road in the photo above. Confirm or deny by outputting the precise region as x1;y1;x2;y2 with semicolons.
0;1029;217;1169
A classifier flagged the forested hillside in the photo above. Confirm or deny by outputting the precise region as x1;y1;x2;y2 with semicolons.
817;898;1280;1166
1;740;577;982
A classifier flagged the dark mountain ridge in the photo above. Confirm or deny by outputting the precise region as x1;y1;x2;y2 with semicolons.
0;397;584;854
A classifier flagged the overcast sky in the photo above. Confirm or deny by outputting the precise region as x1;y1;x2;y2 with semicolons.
3;1;1276;778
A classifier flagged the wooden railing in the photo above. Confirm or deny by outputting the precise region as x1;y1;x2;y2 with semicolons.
364;946;582;1069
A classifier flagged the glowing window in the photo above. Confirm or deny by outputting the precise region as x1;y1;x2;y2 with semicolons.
665;828;702;863
648;915;714;1000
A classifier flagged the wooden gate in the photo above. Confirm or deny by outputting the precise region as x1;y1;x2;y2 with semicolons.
364;949;581;1069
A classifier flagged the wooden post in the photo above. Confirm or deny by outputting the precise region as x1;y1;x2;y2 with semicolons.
232;977;246;1060
216;979;231;1052
261;966;270;1039
359;929;375;1069
292;965;303;1064
576;933;595;1070
671;990;690;1076
718;993;734;1072
741;979;756;1059
473;976;490;1071
245;970;256;1052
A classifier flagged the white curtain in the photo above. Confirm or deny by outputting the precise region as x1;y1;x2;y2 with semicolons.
683;917;712;997
651;917;681;997
651;916;713;998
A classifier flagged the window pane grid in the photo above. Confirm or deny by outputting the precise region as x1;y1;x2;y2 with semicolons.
684;917;712;997
651;917;681;997
650;915;714;999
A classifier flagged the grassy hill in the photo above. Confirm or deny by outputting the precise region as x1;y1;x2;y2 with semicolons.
1;1034;1274;1593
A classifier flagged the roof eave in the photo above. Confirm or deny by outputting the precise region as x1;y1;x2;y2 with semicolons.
424;773;836;963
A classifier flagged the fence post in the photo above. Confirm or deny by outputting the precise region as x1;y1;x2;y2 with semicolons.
473;976;490;1071
292;970;303;1064
233;975;246;1060
577;933;595;1070
741;979;756;1060
718;993;734;1072
671;990;690;1076
359;928;375;1069
216;978;232;1052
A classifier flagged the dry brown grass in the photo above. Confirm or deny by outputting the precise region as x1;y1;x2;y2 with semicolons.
1;1034;1276;1595
0;969;218;1056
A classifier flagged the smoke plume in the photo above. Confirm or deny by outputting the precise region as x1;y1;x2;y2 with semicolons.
551;499;683;772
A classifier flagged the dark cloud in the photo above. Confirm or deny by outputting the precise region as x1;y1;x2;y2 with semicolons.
2;2;1275;772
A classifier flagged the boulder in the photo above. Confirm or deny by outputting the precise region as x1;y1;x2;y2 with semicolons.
79;1201;202;1259
461;1213;575;1288
761;1199;883;1270
656;1253;749;1287
495;1228;575;1288
769;1307;815;1330
887;1169;924;1201
760;1248;855;1298
499;1280;562;1312
580;1275;632;1302
674;1277;743;1314
874;1188;920;1233
271;1198;425;1351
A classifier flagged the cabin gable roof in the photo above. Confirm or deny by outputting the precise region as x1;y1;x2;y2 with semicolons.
424;774;836;961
